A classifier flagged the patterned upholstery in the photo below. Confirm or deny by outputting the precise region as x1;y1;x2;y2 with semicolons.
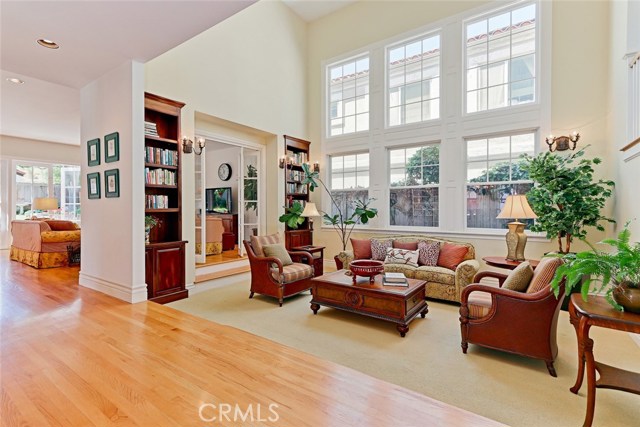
417;241;440;266
384;248;419;267
467;291;493;319
414;266;456;285
503;261;534;292
527;257;563;293
371;239;392;261
250;233;281;257
271;263;314;284
10;220;80;269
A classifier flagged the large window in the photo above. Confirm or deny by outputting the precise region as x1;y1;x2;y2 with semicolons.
328;56;370;137
330;153;370;218
389;145;439;227
466;132;535;229
15;164;49;219
388;33;440;126
465;3;536;113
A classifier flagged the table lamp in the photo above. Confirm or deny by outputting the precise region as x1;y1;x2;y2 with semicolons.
301;202;321;230
496;195;537;261
32;197;58;219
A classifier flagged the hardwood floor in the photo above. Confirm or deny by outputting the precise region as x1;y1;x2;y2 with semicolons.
0;252;503;427
196;247;245;267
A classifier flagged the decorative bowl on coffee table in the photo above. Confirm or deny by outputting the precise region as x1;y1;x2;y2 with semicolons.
349;260;384;284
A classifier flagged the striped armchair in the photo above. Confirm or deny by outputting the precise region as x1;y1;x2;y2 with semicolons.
243;233;314;307
459;257;565;376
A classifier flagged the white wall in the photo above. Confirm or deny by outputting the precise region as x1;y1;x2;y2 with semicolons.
307;0;616;263
145;0;308;282
79;60;146;303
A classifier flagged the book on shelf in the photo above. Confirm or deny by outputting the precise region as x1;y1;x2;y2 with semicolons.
382;272;408;286
144;121;158;137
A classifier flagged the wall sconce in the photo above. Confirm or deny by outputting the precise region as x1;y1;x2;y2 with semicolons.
313;162;320;173
182;136;205;155
546;131;580;152
279;156;286;169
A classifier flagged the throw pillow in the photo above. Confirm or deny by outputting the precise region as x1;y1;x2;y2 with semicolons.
351;238;372;260
417;241;440;266
384;248;419;267
502;261;534;292
393;241;418;250
262;243;293;266
437;243;469;270
250;233;280;257
371;239;393;261
45;220;79;231
527;257;563;294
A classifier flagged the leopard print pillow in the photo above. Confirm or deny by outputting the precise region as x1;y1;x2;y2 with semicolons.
418;241;440;266
371;239;393;261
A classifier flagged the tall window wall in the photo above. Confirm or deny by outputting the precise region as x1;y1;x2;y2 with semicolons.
321;0;547;234
329;152;370;219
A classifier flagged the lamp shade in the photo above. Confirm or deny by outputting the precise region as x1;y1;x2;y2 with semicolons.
496;195;537;220
301;202;321;217
32;197;58;210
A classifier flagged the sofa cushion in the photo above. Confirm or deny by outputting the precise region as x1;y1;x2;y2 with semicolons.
271;263;313;283
437;243;469;270
393;241;418;250
467;291;493;319
45;220;79;231
417;241;440;266
263;243;293;266
384;248;419;267
503;261;534;292
250;233;280;257
414;266;455;285
371;239;393;261
351;238;372;260
527;257;563;294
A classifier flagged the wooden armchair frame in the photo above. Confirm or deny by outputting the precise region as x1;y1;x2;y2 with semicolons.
243;240;315;307
459;270;566;377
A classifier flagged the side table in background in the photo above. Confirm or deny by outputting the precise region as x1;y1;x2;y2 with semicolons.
482;256;539;270
292;245;325;277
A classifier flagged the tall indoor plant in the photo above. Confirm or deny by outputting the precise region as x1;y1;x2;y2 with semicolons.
550;223;640;312
279;164;378;251
522;147;615;253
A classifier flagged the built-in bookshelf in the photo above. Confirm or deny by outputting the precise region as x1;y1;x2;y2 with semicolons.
283;135;312;249
144;92;187;304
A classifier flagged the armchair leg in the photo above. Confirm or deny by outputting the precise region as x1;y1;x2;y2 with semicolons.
249;291;254;299
545;360;557;377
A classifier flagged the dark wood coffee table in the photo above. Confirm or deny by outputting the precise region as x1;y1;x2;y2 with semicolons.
310;270;428;337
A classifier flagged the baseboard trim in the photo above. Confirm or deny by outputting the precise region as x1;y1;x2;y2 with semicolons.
79;271;147;303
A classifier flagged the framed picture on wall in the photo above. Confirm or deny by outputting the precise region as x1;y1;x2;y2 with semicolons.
87;172;101;199
87;138;100;166
105;132;119;163
105;168;119;198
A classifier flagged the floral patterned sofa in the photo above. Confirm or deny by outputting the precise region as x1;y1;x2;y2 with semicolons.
10;220;81;268
335;235;479;303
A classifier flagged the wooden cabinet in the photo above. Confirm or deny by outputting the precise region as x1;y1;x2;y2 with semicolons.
283;135;312;250
144;92;187;303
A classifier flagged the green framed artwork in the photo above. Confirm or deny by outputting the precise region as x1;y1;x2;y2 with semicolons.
87;172;101;199
105;132;119;163
105;168;120;198
87;138;100;166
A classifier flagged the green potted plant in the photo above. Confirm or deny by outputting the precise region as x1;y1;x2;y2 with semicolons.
278;201;305;229
550;223;640;313
144;215;159;244
522;147;615;254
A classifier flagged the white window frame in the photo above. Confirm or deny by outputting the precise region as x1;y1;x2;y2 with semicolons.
463;1;539;116
386;31;442;128
464;130;537;233
320;0;550;237
328;151;371;219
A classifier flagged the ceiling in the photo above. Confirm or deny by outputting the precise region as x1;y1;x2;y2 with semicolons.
0;0;354;147
0;0;255;145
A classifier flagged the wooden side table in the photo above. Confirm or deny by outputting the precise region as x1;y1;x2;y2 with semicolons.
292;245;325;277
482;256;539;270
569;294;640;427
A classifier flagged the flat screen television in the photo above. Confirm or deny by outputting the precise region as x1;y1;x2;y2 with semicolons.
206;187;232;214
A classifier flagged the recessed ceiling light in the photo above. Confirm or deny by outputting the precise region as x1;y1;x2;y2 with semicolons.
37;38;59;49
6;77;24;85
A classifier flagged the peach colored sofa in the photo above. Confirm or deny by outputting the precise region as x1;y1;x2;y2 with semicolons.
10;220;81;268
195;215;224;255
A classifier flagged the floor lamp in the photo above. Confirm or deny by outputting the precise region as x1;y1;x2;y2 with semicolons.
496;195;537;261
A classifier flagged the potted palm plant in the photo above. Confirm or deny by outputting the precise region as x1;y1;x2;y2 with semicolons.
279;164;378;252
550;223;640;313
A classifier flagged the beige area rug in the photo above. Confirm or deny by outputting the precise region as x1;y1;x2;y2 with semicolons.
169;274;640;427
